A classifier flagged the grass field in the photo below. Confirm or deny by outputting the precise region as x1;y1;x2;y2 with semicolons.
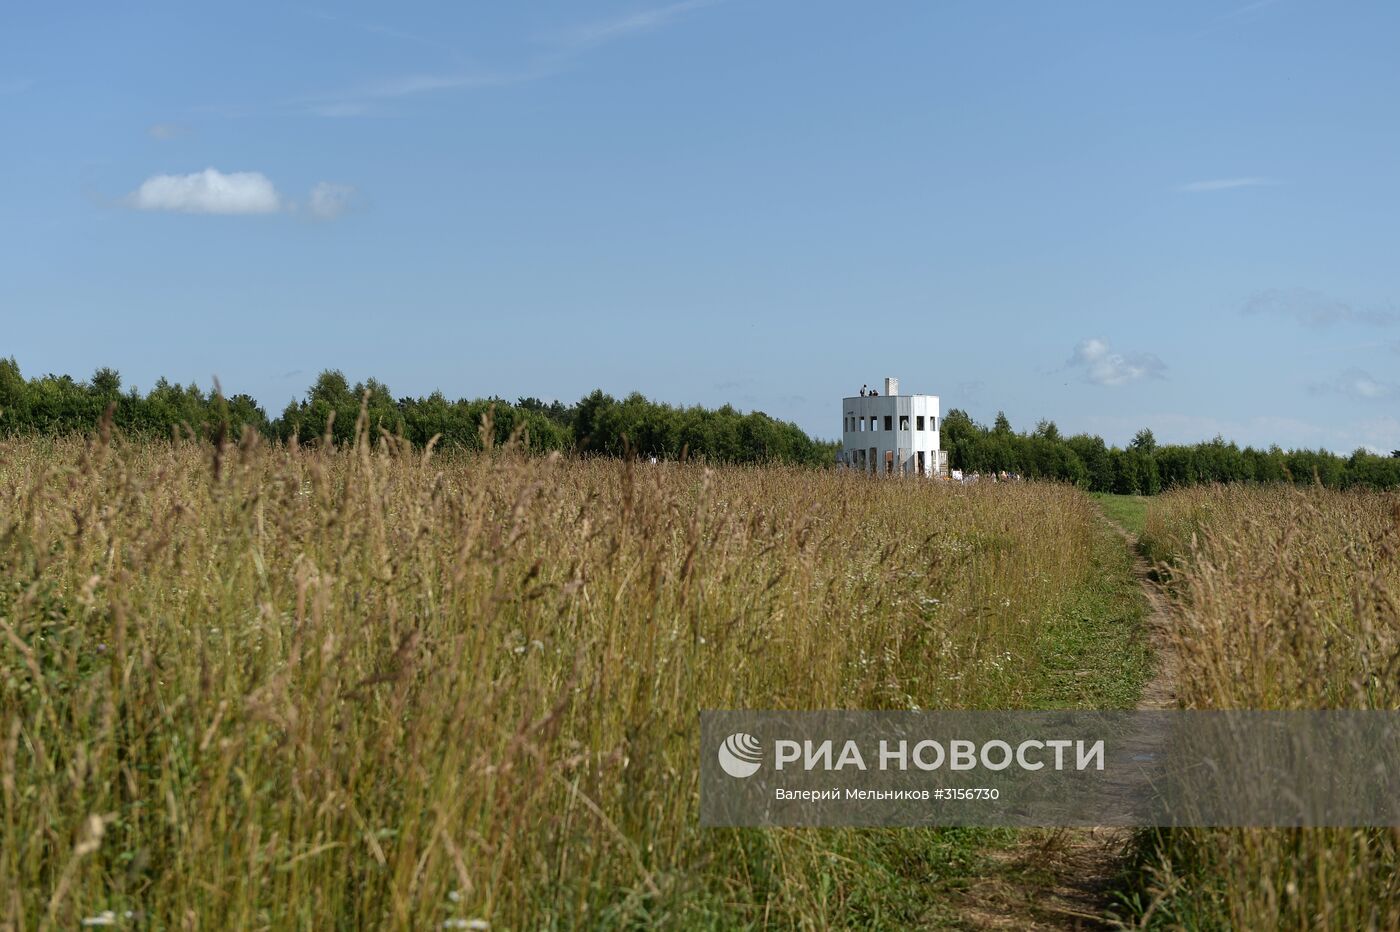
0;431;1152;928
4;428;1394;927
1122;485;1400;930
1090;492;1149;537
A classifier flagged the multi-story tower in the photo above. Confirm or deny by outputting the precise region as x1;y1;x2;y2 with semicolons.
840;377;946;476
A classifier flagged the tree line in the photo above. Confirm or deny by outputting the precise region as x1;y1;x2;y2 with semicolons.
2;359;1397;489
0;360;837;466
940;409;1400;492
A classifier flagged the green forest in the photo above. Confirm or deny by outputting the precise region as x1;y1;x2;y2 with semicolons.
940;409;1400;492
0;359;832;466
2;358;1397;490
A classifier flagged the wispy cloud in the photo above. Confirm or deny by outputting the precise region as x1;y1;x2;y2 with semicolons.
302;101;373;118
1078;411;1399;455
954;380;985;403
124;168;354;219
1308;368;1400;403
1220;0;1284;20
292;66;550;117
552;0;725;49
1197;0;1286;37
294;2;724;116
1176;177;1279;193
1243;288;1400;328
288;7;533;115
307;182;355;220
303;8;466;60
1067;338;1167;387
147;122;191;140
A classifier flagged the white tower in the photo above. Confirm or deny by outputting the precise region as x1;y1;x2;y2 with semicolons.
839;377;947;476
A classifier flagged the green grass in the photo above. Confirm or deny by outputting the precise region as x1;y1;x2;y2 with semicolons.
1027;517;1151;710
1092;492;1149;536
693;497;1156;928
910;513;1152;925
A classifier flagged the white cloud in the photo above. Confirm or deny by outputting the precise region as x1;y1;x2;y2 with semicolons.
1243;288;1400;328
308;182;355;220
1308;368;1400;402
1176;177;1278;193
127;168;281;215
124;170;355;220
1067;338;1167;387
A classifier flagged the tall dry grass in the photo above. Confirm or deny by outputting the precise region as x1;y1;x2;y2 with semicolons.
1132;485;1400;929
1;425;1108;928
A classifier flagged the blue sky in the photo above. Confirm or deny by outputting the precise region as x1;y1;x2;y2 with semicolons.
3;1;1398;451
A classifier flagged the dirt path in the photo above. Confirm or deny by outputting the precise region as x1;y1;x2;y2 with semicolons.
1108;520;1178;714
948;511;1179;930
